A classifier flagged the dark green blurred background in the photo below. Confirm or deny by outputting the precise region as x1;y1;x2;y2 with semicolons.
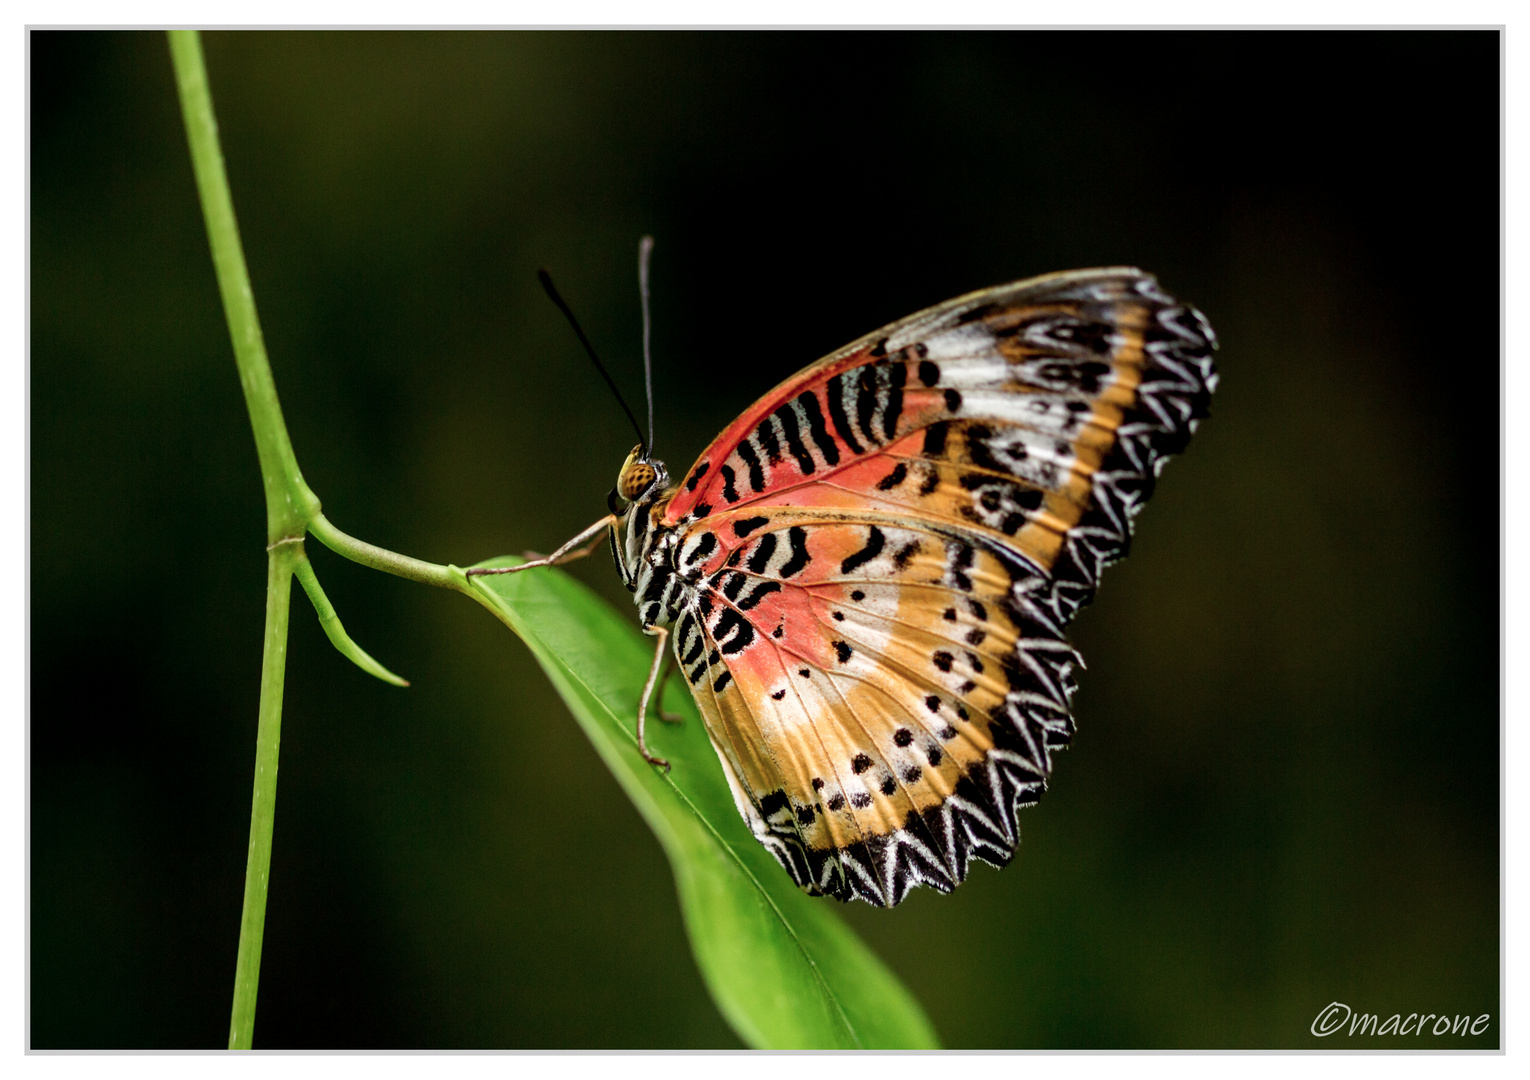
30;30;1499;1048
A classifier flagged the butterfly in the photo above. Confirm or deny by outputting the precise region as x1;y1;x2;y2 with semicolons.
474;255;1217;907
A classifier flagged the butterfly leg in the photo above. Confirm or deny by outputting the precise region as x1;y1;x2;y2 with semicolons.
656;655;684;724
636;625;672;773
465;514;616;577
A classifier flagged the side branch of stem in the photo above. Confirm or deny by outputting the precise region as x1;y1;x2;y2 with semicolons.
308;512;458;591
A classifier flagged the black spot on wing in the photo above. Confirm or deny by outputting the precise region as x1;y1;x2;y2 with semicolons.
720;464;740;503
917;359;940;386
964;424;1004;474
780;526;810;578
840;526;885;574
736;439;765;492
685;460;709;492
745;532;776;572
733;516;769;538
685;531;717;566
756;415;783;465
797;390;840;467
922;421;949;458
826;373;865;454
714;609;756;655
875;463;908;491
773;400;815;475
721;570;747;600
949;542;975;592
855;367;879;446
737;580;781;610
880;362;906;440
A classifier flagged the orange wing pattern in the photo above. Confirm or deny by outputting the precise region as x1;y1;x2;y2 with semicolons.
660;269;1216;905
670;509;1079;904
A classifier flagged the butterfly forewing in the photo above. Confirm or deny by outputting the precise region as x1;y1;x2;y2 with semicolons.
644;268;1214;906
667;269;1213;616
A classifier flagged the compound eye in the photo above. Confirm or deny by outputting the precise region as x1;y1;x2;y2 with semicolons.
616;450;657;501
606;487;623;515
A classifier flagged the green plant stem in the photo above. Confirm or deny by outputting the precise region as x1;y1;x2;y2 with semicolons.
168;30;318;541
169;30;506;1047
167;30;302;1050
228;545;295;1049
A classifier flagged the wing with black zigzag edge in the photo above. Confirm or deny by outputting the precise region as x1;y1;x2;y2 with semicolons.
667;507;1084;907
655;268;1215;906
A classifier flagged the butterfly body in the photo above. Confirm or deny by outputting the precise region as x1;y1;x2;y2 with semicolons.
605;267;1216;907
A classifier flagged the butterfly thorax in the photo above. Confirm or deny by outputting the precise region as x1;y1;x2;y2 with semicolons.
610;447;685;629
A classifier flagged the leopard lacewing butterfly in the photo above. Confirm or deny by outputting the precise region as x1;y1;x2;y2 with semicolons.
474;245;1217;907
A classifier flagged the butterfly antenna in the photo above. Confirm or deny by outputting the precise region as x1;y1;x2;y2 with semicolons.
537;268;648;455
638;236;656;457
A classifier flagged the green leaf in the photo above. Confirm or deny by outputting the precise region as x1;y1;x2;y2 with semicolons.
469;557;941;1050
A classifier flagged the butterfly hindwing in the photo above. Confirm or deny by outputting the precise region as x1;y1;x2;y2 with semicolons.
670;506;1084;907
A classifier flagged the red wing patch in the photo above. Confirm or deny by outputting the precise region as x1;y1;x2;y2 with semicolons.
654;268;1216;906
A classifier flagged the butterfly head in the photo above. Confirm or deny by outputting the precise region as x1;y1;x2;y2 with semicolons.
609;445;676;598
609;444;671;517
